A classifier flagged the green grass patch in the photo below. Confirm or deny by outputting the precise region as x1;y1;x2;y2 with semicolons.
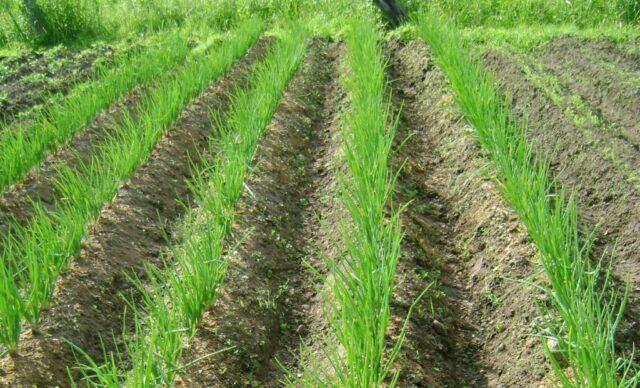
413;0;640;28
460;24;640;54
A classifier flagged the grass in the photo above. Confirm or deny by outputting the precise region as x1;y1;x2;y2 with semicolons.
459;24;640;54
412;0;640;28
0;18;263;352
0;31;194;195
414;11;639;387
304;14;406;387
71;20;310;386
0;0;314;48
0;0;374;49
0;0;236;47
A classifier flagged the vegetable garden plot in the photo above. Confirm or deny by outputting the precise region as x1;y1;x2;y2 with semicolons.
0;6;639;387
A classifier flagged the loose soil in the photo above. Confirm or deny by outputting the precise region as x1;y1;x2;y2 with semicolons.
176;38;342;387
540;36;640;149
483;41;640;353
386;39;548;387
0;38;271;387
0;43;118;124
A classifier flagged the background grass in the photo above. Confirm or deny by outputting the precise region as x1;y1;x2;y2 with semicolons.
0;0;378;48
0;0;249;47
409;0;640;28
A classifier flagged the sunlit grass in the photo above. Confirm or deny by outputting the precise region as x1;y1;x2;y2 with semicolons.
308;15;406;387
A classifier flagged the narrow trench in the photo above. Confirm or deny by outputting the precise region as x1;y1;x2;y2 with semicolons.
178;38;341;387
386;39;549;387
0;38;271;387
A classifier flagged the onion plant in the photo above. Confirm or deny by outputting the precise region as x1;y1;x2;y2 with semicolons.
315;15;406;387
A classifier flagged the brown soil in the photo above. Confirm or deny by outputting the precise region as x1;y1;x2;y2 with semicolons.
176;38;342;387
541;36;640;148
0;39;270;387
386;39;549;387
483;46;640;352
0;44;117;124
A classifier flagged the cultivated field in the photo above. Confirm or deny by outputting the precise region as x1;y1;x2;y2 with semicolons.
0;0;639;386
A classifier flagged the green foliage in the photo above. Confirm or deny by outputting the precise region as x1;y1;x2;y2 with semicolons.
307;14;407;387
0;0;371;47
619;0;640;22
420;0;640;28
459;25;640;54
414;11;639;387
0;0;103;45
0;0;245;47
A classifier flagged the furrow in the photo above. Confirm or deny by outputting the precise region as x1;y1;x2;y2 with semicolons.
0;37;270;387
177;38;338;387
280;42;349;385
386;39;547;387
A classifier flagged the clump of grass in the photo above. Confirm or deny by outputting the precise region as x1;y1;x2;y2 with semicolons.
71;21;310;386
0;19;263;352
415;11;639;387
0;0;239;46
